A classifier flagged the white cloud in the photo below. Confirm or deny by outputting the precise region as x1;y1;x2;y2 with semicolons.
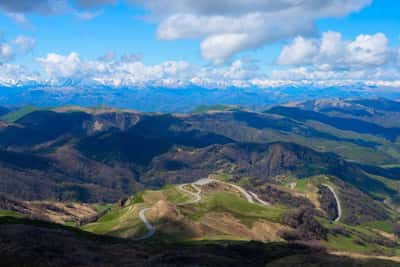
277;31;393;68
157;11;316;64
347;33;389;66
0;44;397;89
37;52;82;78
273;31;400;88
0;43;13;62
200;33;251;64
13;35;36;54
132;0;372;62
0;63;39;86
277;36;319;65
34;51;264;88
130;0;371;17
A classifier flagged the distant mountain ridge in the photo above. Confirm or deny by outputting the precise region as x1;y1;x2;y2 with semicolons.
1;85;400;112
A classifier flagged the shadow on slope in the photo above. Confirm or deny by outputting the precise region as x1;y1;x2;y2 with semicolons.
0;216;398;267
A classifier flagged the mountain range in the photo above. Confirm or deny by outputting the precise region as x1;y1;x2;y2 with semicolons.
1;85;400;112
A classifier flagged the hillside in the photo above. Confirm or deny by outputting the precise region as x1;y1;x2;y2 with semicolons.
1;99;400;264
0;100;399;204
2;218;398;267
2;175;399;265
0;101;399;206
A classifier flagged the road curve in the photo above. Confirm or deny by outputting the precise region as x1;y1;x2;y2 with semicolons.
134;208;156;240
134;183;203;240
322;184;342;222
177;184;202;205
135;178;269;240
249;191;270;206
193;178;256;204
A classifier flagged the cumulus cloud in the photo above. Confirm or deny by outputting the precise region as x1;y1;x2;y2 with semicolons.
131;0;372;63
276;36;319;65
37;52;82;78
0;49;396;88
13;35;36;54
0;1;373;63
37;52;196;87
34;51;265;87
272;31;400;87
277;31;393;68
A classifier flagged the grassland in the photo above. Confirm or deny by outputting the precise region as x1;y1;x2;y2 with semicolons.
92;203;116;213
317;218;400;256
82;204;146;238
131;192;145;204
164;187;191;204
0;209;23;218
82;186;190;238
182;192;287;227
1;181;398;261
363;221;396;234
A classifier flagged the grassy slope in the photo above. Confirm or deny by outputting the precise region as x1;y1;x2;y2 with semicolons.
82;186;191;238
0;209;24;218
290;176;400;256
183;192;286;227
82;185;288;241
1;106;43;122
1;178;399;258
83;177;399;253
321;218;400;256
82;204;147;237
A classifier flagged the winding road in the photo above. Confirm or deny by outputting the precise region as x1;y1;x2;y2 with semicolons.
177;183;202;205
249;191;270;206
193;178;256;203
133;208;156;240
134;178;270;240
322;184;342;222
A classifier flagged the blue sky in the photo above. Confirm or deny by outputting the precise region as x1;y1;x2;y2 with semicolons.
0;0;399;88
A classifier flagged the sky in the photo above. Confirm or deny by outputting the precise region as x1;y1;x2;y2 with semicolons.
0;0;399;88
